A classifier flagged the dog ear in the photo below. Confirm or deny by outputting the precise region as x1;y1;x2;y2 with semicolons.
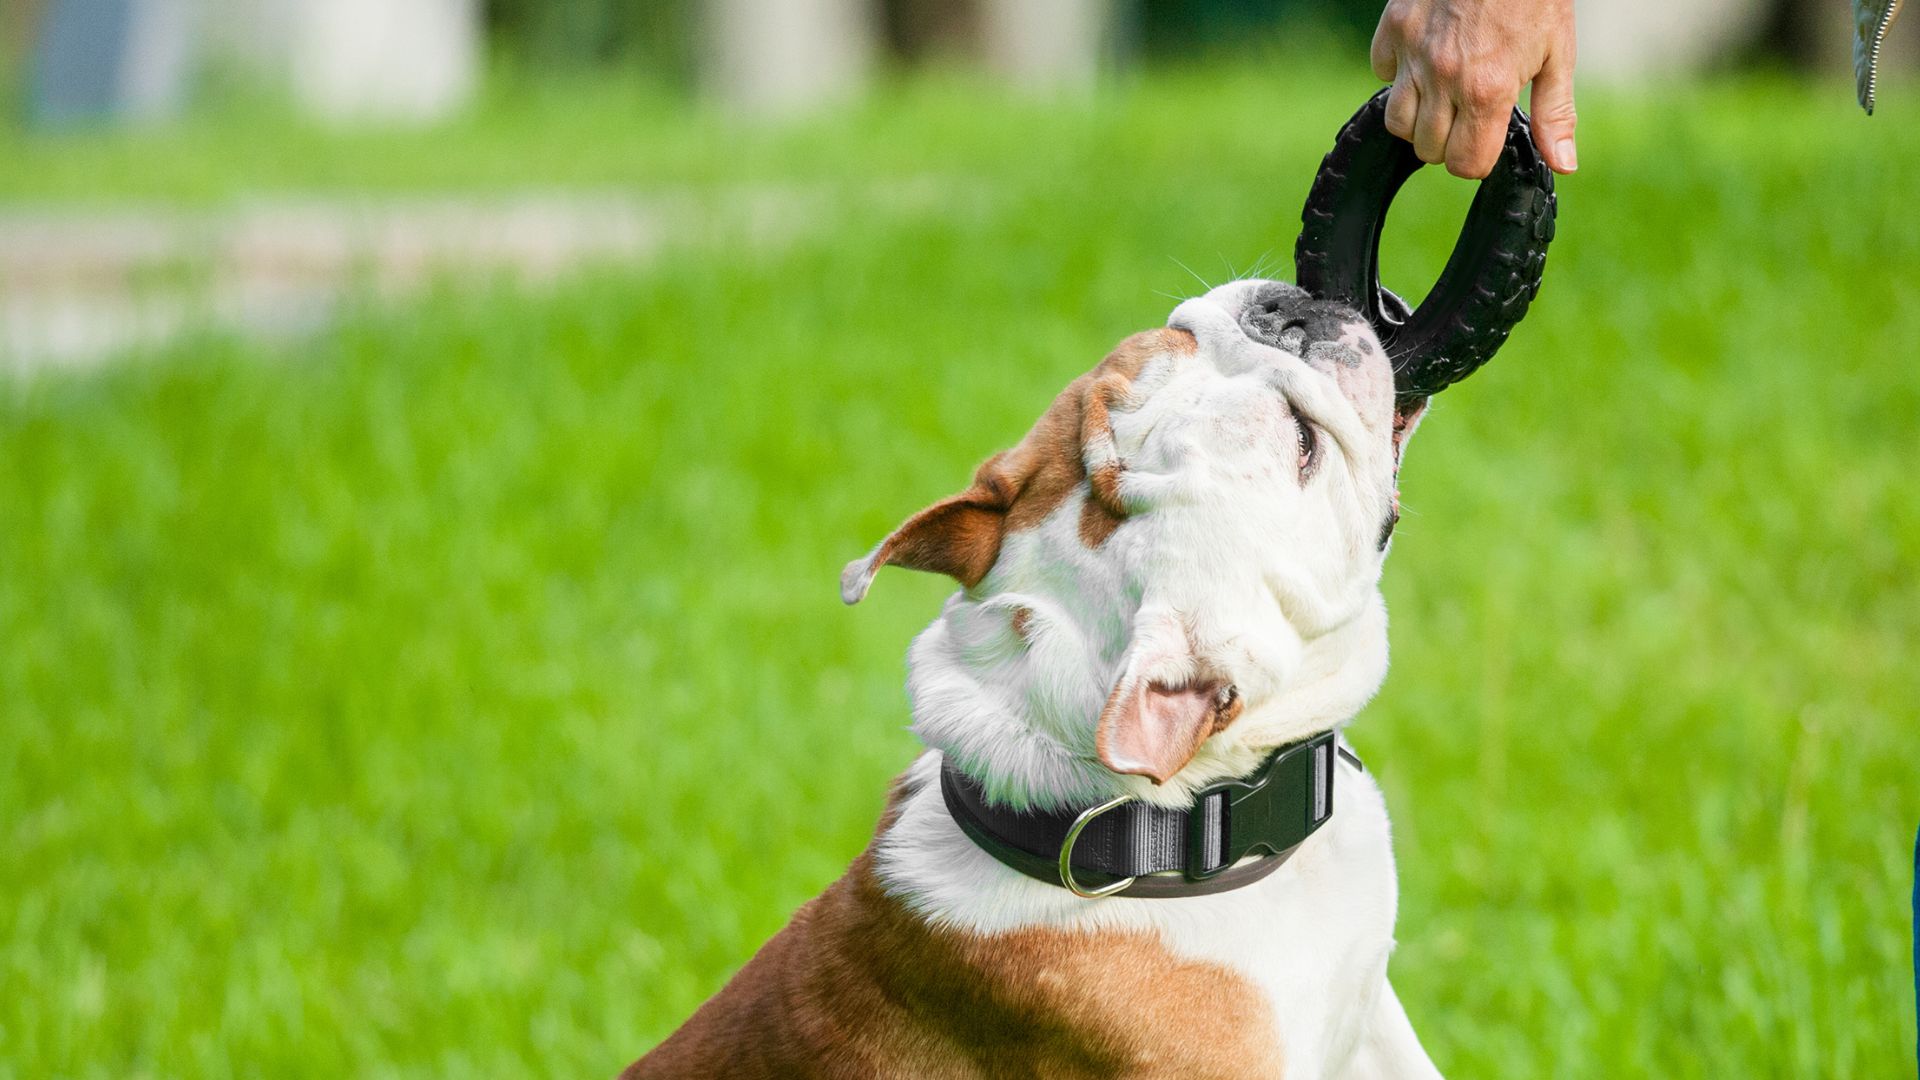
1097;679;1238;785
841;330;1172;605
1095;620;1242;784
840;455;1022;604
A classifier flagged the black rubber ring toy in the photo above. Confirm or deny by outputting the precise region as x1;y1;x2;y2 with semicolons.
1294;88;1557;406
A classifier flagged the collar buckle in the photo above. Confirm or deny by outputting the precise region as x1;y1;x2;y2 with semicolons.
938;729;1346;900
1184;730;1339;881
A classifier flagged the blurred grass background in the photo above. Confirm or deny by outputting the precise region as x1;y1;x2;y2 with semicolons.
3;56;1918;1077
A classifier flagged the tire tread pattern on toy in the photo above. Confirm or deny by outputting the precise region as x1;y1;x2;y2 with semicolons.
1294;88;1556;405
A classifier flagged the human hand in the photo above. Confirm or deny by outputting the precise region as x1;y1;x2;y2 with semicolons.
1370;0;1578;178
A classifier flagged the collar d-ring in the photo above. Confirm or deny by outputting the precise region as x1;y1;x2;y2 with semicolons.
1058;795;1137;898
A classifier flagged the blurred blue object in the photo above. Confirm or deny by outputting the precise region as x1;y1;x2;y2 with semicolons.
28;0;192;127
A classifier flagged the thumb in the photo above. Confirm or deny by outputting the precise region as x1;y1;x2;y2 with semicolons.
1529;47;1578;174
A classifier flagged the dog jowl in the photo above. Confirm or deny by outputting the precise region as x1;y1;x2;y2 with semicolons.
625;280;1447;1080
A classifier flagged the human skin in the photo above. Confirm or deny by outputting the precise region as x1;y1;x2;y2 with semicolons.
1371;0;1578;178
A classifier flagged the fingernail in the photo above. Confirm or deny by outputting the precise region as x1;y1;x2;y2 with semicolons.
1555;138;1578;172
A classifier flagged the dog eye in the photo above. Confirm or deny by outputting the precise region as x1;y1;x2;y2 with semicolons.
1293;413;1320;476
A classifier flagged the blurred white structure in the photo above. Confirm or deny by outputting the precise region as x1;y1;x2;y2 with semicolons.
1575;0;1770;79
203;0;479;122
704;0;877;114
284;0;479;121
979;0;1112;92
702;0;1113;113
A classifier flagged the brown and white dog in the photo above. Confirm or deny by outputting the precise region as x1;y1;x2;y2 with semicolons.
625;279;1445;1079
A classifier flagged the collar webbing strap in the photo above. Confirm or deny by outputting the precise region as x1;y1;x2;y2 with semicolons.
940;731;1349;899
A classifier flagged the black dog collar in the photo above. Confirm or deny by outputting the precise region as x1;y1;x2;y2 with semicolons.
940;732;1358;899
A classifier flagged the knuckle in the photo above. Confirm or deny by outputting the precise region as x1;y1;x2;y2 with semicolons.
1425;50;1462;82
1384;95;1417;136
1446;154;1492;179
1462;75;1508;108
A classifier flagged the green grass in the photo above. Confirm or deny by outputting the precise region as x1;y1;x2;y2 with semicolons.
4;61;1918;1077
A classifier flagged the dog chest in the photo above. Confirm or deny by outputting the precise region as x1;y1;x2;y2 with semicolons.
872;752;1403;1078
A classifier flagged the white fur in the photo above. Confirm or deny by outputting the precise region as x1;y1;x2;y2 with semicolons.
868;281;1443;1077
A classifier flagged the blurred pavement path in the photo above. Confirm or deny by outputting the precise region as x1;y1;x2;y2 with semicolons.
0;184;926;374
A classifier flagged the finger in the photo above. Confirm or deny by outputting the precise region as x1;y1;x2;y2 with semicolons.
1384;73;1420;143
1412;85;1454;165
1444;92;1510;179
1529;46;1578;173
1369;19;1398;81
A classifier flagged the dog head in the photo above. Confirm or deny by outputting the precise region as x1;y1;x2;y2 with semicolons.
845;280;1426;805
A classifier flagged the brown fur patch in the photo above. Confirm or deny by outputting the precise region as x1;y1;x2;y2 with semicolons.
997;329;1177;537
623;773;1283;1079
1078;495;1126;548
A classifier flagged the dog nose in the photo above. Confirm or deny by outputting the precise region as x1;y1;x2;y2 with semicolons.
1245;281;1313;314
1238;282;1359;357
1238;282;1316;352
